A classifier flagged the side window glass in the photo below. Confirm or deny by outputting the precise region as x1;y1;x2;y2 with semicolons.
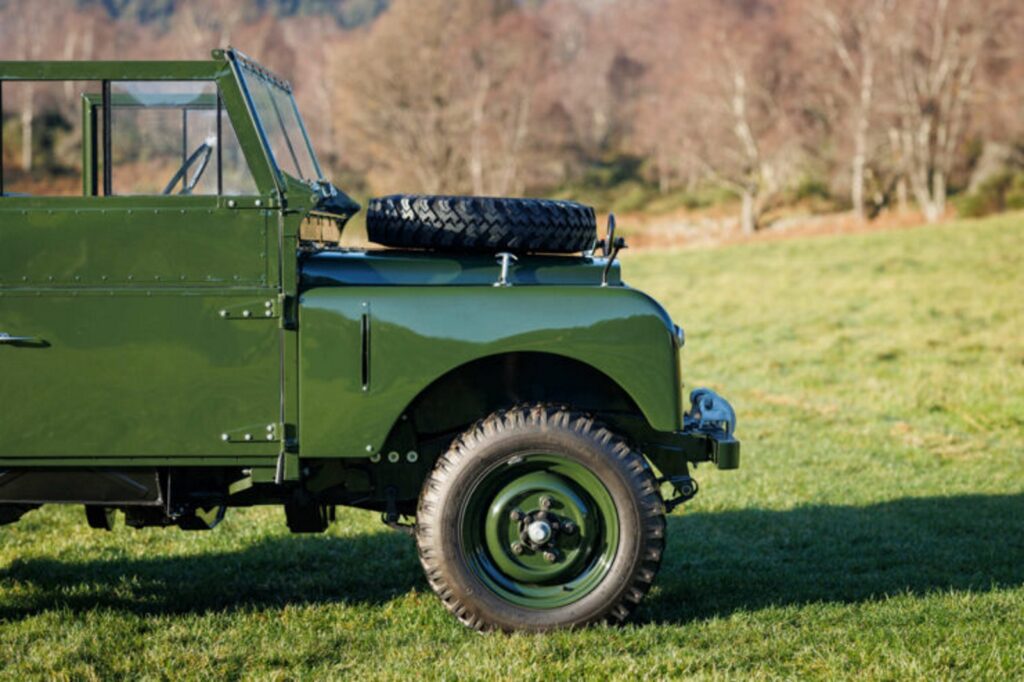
0;80;100;196
109;81;256;196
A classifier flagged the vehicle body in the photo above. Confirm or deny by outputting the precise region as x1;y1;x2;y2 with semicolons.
0;50;739;630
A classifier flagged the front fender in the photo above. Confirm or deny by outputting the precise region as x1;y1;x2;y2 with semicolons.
298;285;680;457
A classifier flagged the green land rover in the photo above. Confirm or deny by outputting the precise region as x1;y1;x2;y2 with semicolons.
0;50;739;631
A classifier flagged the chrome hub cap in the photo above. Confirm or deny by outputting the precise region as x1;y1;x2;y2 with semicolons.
527;520;553;545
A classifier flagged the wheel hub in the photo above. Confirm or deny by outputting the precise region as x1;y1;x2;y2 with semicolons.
526;519;552;545
466;455;621;609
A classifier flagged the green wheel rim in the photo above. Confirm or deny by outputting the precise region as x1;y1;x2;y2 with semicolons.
460;453;620;609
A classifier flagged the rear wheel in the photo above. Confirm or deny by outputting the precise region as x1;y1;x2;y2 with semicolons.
416;405;665;631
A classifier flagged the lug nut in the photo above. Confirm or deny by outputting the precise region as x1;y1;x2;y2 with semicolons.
563;521;576;535
509;509;523;522
511;542;525;555
543;551;558;563
539;496;552;510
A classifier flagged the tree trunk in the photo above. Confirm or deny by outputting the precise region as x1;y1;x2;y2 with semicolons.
20;97;33;172
896;176;909;213
851;53;874;222
740;188;757;234
927;170;946;222
468;72;490;196
851;130;866;221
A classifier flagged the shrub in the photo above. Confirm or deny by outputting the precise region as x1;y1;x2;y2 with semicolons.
955;171;1024;218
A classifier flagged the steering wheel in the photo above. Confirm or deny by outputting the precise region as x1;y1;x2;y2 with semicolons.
163;141;214;195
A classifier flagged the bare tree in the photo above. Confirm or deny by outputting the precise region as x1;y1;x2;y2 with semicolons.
808;0;893;221
333;0;549;194
888;0;1013;222
686;7;802;234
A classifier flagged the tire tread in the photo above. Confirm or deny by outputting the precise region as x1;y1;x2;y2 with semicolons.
366;195;597;254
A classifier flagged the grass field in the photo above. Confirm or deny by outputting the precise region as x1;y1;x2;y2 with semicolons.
2;213;1023;680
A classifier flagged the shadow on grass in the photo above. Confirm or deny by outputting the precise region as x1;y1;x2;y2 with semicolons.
642;493;1024;624
1;494;1021;623
0;529;424;619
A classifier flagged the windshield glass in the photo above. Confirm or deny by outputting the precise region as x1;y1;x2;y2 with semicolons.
235;56;323;183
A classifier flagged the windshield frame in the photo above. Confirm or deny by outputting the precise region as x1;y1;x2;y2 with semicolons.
229;50;323;187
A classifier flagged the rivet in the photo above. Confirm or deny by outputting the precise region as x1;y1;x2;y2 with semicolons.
387;451;400;463
266;433;274;441
242;310;251;318
266;424;275;432
227;200;237;208
265;310;273;317
369;452;381;463
255;199;262;208
244;433;253;441
221;433;230;442
219;310;228;318
265;300;273;308
406;451;419;463
365;444;373;452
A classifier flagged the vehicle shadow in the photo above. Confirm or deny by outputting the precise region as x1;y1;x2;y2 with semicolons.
0;526;425;619
1;493;1021;623
640;493;1024;624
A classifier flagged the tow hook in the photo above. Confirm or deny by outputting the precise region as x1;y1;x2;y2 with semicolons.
659;475;699;513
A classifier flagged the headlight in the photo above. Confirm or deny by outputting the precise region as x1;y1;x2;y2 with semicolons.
672;324;685;348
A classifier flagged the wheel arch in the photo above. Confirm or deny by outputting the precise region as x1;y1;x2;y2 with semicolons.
395;351;652;446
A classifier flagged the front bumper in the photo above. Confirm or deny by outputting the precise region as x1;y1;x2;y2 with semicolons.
643;389;740;511
645;388;741;472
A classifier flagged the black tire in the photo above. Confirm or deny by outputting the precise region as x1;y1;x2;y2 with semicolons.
416;405;665;632
366;194;597;254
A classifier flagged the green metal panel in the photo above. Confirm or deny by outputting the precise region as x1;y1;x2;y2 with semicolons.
0;199;272;286
0;291;281;458
298;286;681;457
0;61;228;81
0;197;283;461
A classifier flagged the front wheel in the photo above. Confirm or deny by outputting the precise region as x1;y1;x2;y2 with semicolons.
416;406;665;631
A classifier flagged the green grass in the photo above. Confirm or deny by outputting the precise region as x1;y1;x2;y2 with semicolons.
3;213;1023;680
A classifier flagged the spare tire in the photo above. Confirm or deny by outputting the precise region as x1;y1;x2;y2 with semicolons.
366;194;597;254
